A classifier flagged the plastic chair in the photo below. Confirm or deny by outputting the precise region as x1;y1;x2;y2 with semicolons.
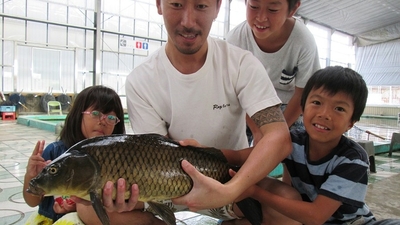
388;132;400;157
47;101;62;115
356;140;376;173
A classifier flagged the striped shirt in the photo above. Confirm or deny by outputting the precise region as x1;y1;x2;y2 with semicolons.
284;130;375;224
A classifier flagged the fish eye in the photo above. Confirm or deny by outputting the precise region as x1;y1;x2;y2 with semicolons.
48;166;58;175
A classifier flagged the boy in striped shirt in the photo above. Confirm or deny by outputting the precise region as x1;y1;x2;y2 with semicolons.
233;66;399;224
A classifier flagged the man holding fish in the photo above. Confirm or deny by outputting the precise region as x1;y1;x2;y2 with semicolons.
76;0;298;224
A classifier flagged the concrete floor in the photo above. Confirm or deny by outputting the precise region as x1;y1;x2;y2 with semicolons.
0;118;399;225
365;160;400;220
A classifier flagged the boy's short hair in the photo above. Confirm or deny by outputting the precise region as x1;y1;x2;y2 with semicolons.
300;66;368;122
288;0;301;12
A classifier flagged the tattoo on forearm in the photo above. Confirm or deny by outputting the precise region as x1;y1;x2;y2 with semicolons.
251;105;285;128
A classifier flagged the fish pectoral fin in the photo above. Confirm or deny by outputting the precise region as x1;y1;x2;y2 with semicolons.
147;201;177;225
90;191;110;225
236;197;262;225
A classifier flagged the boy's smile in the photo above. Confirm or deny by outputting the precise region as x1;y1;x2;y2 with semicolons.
303;87;355;153
246;0;288;41
313;123;329;131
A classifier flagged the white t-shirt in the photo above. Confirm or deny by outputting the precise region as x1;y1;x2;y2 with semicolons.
126;37;281;150
226;19;321;104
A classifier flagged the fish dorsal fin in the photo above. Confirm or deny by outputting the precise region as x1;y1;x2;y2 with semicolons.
198;147;228;163
147;201;177;225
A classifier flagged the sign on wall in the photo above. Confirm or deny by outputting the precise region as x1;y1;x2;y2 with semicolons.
119;38;149;51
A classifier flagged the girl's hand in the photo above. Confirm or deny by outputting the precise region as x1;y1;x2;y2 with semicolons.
53;197;76;213
26;140;50;179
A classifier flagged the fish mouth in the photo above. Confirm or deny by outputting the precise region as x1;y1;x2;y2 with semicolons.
26;181;45;196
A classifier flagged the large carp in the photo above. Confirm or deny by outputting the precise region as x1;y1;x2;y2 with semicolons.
27;133;232;225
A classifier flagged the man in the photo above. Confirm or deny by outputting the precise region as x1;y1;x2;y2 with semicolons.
77;0;295;224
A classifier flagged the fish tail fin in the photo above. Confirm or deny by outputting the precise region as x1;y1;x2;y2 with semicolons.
236;197;262;225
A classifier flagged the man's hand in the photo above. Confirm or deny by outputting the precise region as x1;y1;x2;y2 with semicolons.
178;139;205;148
103;178;140;213
71;178;142;212
228;169;256;202
172;160;233;211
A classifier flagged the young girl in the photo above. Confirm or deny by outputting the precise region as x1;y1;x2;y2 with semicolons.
23;85;125;224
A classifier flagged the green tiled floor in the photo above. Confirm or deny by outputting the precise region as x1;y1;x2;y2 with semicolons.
368;151;400;184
